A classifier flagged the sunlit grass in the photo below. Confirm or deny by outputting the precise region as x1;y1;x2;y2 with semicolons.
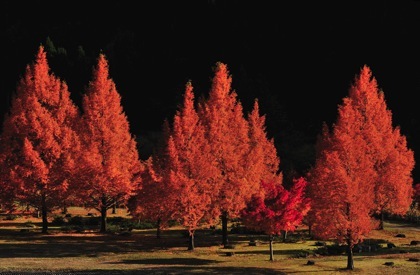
0;210;419;274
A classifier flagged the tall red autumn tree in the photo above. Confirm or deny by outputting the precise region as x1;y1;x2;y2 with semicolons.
307;65;400;270
79;53;143;232
166;82;219;250
199;62;253;247
0;45;81;233
348;66;414;229
242;177;310;261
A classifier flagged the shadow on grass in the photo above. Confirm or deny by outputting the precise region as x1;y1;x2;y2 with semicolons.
0;229;195;258
0;266;287;274
116;257;219;265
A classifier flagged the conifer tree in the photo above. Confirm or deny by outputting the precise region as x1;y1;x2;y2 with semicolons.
306;65;415;269
199;62;253;247
167;82;219;250
247;99;282;186
79;53;142;232
128;119;177;239
0;45;80;233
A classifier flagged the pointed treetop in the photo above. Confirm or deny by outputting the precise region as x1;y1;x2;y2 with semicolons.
210;62;233;101
349;65;378;100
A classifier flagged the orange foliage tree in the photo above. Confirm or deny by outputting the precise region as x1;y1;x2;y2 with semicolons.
166;82;219;250
78;53;143;232
247;99;282;188
199;62;254;247
306;65;415;270
352;67;415;227
0;45;81;233
128;120;175;239
127;156;173;238
242;177;310;261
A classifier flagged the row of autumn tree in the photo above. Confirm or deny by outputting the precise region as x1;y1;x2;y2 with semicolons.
0;45;417;269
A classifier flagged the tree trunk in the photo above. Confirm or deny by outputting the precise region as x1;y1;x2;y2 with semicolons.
100;197;107;232
378;211;384;230
269;234;274;261
156;218;161;239
41;192;48;234
112;200;117;214
282;230;287;242
308;225;312;237
346;242;354;270
62;205;68;214
188;231;195;251
222;211;229;247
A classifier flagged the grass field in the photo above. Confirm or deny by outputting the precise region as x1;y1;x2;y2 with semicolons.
0;207;418;274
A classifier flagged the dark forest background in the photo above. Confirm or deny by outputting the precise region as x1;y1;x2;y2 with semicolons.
1;0;420;184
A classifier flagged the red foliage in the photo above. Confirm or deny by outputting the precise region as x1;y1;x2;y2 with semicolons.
306;65;414;269
198;62;253;246
242;177;310;236
78;54;143;232
199;62;252;218
348;66;415;218
247;99;282;188
166;82;219;249
128;119;174;238
0;45;80;232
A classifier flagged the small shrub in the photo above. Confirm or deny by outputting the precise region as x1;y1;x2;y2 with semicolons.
51;215;66;226
106;224;121;233
68;215;84;226
131;220;154;230
5;214;19;220
85;216;100;226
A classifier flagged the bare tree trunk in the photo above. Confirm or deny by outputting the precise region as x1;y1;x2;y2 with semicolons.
156;218;161;239
222;211;229;247
269;235;274;261
378;211;384;230
112;200;117;214
41;192;48;234
100;197;107;232
346;241;354;270
188;232;195;250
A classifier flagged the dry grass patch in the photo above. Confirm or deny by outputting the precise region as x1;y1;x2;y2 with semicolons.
0;214;419;274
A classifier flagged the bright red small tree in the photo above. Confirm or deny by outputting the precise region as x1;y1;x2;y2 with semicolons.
0;45;81;233
79;53;142;232
242;177;310;261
